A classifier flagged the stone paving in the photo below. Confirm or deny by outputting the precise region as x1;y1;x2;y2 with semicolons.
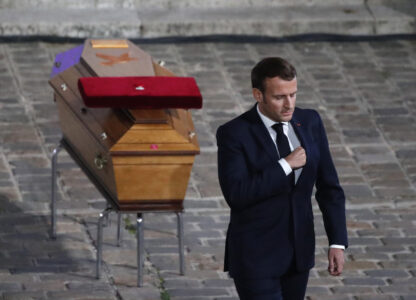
0;39;415;300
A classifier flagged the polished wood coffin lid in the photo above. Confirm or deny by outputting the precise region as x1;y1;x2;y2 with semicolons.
81;39;155;77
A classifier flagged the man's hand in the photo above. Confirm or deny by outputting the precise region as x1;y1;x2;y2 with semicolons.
328;248;345;276
285;146;306;169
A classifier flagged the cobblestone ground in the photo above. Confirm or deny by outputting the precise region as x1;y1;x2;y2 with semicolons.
0;39;415;300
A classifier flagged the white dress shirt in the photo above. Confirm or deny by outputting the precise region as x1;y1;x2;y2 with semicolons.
256;105;293;175
256;105;345;251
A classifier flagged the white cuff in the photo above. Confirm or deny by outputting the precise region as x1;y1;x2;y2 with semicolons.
330;244;345;250
278;158;292;176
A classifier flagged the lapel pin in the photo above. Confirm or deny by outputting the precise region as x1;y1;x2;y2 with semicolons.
296;123;301;127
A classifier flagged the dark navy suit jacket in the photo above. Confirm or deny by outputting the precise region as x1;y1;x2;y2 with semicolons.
216;105;348;279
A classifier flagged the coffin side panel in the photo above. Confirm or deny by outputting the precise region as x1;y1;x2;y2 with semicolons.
168;109;199;149
55;94;118;198
114;164;193;201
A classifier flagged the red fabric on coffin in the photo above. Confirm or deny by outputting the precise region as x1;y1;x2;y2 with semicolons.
78;76;203;109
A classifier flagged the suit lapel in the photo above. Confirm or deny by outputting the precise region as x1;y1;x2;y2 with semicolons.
247;105;279;162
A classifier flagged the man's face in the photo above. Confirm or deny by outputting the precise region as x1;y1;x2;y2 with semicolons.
253;76;297;122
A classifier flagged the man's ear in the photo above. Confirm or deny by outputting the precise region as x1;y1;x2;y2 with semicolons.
252;88;263;103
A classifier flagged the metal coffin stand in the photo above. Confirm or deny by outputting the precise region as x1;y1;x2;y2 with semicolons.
50;138;185;287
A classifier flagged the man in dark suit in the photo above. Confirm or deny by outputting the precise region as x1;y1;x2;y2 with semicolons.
216;57;348;300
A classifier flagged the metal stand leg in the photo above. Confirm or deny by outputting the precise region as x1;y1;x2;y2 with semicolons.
96;207;111;279
50;143;62;239
117;212;122;247
177;212;186;275
137;213;144;287
104;204;111;226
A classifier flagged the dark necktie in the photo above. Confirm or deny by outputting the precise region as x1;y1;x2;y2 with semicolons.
272;123;295;185
272;123;291;159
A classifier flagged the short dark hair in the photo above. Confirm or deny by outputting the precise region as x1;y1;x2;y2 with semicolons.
251;57;297;92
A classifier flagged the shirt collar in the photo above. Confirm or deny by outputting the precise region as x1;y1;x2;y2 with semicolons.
256;104;289;129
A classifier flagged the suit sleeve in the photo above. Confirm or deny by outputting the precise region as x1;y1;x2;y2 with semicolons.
314;112;348;248
217;124;291;211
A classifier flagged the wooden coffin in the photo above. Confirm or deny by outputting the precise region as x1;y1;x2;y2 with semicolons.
49;39;201;211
